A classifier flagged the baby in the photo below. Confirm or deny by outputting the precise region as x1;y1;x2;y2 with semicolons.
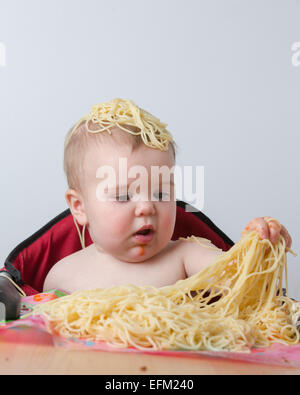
43;99;292;293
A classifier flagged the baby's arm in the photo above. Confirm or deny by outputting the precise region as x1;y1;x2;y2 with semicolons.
182;217;292;279
181;238;224;278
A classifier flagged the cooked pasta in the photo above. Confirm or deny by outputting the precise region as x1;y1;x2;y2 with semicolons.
35;226;298;352
65;98;173;151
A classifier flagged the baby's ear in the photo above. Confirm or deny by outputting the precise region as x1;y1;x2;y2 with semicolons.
65;189;88;226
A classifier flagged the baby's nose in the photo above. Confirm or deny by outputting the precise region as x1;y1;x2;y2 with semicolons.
134;200;156;216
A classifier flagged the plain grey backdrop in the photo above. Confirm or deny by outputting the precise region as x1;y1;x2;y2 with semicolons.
1;0;300;296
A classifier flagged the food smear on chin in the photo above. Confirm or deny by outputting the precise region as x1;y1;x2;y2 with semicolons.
139;245;145;256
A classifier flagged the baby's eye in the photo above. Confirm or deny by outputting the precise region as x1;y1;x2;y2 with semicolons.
153;191;170;201
116;194;131;202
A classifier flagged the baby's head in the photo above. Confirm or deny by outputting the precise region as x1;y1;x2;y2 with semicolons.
63;98;177;262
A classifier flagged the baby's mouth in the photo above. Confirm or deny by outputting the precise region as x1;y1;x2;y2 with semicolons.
135;228;152;235
133;226;154;243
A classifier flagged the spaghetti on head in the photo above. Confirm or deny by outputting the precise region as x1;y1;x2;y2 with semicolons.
63;98;176;191
35;222;299;353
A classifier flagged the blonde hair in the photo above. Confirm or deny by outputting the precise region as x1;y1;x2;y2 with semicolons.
63;98;176;190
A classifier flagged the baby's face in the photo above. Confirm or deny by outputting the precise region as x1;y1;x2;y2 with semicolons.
80;140;176;263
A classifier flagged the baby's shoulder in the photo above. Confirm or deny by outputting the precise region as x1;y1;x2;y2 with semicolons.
163;237;216;259
179;236;221;248
43;247;92;292
176;236;223;260
53;247;88;271
179;236;224;276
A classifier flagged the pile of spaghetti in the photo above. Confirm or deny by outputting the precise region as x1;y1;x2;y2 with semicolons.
35;231;299;352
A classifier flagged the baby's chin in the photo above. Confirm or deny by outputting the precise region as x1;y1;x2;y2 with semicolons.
118;245;158;263
127;245;157;263
124;238;173;263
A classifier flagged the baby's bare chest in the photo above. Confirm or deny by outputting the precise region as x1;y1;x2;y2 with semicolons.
68;243;186;291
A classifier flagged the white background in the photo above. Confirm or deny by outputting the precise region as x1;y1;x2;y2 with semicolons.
0;0;300;296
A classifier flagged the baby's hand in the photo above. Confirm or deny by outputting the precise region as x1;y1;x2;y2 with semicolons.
242;216;292;250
